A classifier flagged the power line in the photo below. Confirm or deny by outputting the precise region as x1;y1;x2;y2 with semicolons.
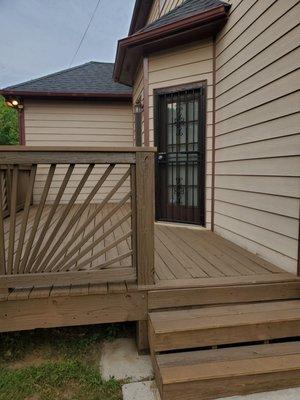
69;0;102;67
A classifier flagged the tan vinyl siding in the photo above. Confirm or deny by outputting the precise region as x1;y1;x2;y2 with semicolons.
148;39;214;228
214;0;300;274
148;0;185;24
24;99;134;204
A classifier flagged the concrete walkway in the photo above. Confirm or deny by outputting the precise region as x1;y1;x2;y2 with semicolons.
122;381;160;400
100;338;153;382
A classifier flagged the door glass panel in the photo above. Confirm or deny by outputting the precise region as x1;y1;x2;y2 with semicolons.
167;102;177;123
188;99;199;121
176;103;187;151
167;125;176;152
188;122;199;151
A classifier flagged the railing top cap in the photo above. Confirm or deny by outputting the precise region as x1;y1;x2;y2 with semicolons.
0;146;157;153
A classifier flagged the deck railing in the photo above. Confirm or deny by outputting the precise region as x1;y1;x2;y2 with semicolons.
0;164;31;218
0;146;156;292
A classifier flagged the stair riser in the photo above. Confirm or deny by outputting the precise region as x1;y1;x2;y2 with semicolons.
162;370;300;400
152;320;300;352
148;282;300;310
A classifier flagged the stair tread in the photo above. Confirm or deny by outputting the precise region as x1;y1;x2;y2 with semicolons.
150;300;300;333
157;341;300;368
155;342;300;384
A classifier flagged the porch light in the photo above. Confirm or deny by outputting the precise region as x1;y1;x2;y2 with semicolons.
5;100;13;107
134;99;143;114
5;98;23;109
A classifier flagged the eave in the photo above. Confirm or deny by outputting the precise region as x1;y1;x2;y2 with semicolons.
0;90;132;101
114;5;229;86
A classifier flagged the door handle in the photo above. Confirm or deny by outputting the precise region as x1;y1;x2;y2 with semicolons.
158;152;166;161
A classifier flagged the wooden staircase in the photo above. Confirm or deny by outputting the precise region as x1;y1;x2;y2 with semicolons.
149;300;300;400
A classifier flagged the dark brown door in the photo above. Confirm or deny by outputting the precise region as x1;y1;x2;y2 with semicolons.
155;84;206;225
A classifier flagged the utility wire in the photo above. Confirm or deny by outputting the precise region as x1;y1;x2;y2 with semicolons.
69;0;102;67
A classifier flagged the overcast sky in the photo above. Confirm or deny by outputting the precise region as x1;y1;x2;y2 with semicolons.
0;0;136;88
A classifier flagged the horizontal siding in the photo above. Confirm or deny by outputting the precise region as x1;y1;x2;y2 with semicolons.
215;157;300;177
216;2;299;80
215;112;299;147
148;39;214;228
147;0;185;24
216;46;300;108
216;24;300;96
215;135;300;161
214;189;299;219
215;0;300;274
25;99;133;204
216;91;300;136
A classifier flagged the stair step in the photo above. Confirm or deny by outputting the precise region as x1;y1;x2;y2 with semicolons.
149;300;300;352
153;341;300;400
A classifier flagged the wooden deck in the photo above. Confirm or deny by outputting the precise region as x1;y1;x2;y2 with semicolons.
2;203;296;297
2;148;299;399
155;223;284;281
1;203;299;334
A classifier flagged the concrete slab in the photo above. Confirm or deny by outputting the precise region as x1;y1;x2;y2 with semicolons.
122;381;161;400
221;388;300;400
100;338;153;382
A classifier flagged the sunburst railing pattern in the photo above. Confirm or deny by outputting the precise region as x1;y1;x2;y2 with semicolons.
0;147;155;291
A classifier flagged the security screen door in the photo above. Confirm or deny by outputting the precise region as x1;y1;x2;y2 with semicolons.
155;84;206;225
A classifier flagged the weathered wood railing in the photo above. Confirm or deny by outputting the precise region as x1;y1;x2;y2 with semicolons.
0;164;31;218
0;146;156;292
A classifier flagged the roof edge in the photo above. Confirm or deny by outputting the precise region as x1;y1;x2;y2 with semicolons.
114;4;229;83
1;61;110;91
0;90;132;100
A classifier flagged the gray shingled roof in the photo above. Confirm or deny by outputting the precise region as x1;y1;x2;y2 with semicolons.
138;0;230;33
2;61;132;95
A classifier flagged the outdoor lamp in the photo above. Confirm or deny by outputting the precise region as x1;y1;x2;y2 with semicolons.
134;99;143;114
5;98;23;109
5;100;13;107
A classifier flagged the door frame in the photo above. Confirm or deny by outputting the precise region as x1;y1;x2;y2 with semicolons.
153;80;207;226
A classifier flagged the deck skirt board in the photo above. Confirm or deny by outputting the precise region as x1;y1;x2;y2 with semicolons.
148;281;300;309
0;289;148;332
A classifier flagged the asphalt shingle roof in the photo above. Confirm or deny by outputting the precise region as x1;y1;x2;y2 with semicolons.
138;0;230;33
2;61;132;95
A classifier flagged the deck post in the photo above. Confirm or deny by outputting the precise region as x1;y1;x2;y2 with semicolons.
135;150;155;352
135;151;155;286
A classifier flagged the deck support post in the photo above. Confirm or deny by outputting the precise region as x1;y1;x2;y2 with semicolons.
135;151;155;352
136;320;149;354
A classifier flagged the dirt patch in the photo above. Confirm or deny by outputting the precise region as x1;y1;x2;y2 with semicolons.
7;346;61;370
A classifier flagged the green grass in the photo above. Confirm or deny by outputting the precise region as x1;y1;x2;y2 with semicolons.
0;361;121;400
0;323;134;400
